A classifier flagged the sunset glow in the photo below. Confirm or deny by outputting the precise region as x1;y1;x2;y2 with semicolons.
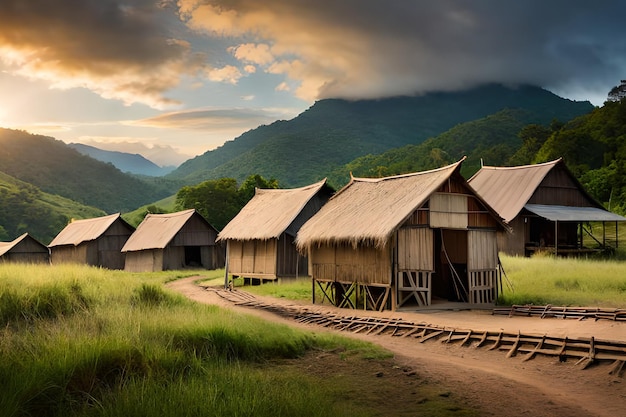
0;0;624;164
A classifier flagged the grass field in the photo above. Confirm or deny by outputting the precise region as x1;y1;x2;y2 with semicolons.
0;264;474;417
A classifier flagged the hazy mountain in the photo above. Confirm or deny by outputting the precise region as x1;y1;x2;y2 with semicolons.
0;128;176;213
69;143;176;176
78;139;191;167
166;84;593;188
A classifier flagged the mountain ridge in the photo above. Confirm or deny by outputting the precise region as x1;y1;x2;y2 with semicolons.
69;143;176;176
166;84;593;188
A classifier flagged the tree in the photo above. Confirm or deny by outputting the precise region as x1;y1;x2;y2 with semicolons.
176;178;240;230
607;80;626;102
238;174;279;203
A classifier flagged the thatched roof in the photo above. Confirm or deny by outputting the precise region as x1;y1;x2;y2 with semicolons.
296;160;464;250
468;158;603;223
49;213;127;247
0;233;47;256
217;179;330;241
122;209;209;252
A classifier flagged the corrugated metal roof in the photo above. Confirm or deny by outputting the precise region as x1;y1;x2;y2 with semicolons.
525;204;626;222
467;159;561;223
121;209;198;252
217;179;329;241
49;213;123;247
296;160;465;249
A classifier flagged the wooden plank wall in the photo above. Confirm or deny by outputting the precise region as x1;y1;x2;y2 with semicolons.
227;239;277;277
397;227;433;271
430;193;468;229
311;243;391;285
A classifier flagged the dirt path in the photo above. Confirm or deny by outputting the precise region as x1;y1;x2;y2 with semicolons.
167;277;626;417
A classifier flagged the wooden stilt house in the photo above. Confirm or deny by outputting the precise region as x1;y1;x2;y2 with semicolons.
296;159;506;311
48;213;134;269
122;209;224;272
218;179;333;283
468;159;626;256
0;233;49;264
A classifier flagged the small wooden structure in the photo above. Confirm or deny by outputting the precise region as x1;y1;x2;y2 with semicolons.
122;209;224;272
0;233;49;264
218;179;333;284
48;213;134;269
468;159;626;256
296;159;506;311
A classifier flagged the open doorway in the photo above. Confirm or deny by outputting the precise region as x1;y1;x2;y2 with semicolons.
433;229;468;302
184;246;202;267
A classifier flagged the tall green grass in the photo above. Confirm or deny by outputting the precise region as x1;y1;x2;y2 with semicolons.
499;254;626;307
1;264;471;417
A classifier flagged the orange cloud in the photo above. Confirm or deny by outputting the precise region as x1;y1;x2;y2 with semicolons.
0;0;204;109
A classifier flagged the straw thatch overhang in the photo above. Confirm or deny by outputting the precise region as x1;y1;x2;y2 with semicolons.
49;213;129;247
297;158;505;251
217;179;331;242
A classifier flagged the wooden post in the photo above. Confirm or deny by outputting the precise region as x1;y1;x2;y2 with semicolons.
554;221;558;256
223;241;230;290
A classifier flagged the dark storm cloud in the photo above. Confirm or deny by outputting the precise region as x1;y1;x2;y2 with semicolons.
180;0;626;102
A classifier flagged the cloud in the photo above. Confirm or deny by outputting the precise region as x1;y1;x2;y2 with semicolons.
128;107;294;130
206;65;243;84
0;0;204;109
177;0;626;103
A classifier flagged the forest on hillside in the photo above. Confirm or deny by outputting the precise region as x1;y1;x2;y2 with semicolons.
329;95;626;215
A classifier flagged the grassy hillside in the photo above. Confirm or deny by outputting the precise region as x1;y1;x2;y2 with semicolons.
0;171;105;243
167;84;593;187
0;129;176;212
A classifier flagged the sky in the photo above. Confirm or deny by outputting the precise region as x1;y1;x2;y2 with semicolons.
0;1;625;166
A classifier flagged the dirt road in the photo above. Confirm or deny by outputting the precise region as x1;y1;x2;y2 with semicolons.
167;277;626;417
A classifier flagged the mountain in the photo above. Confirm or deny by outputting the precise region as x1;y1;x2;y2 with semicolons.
69;143;176;176
166;84;594;188
0;170;105;244
328;108;553;185
0;128;177;213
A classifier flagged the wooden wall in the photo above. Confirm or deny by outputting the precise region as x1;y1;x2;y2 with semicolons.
310;242;392;285
397;227;433;271
124;249;163;272
529;166;597;207
171;215;217;246
227;239;278;278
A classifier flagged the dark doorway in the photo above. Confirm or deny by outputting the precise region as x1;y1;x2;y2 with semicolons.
433;229;468;302
184;246;202;267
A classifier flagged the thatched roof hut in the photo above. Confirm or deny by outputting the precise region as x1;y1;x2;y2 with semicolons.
0;233;49;264
468;158;626;256
122;209;224;272
48;213;134;269
218;179;333;282
296;159;506;311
